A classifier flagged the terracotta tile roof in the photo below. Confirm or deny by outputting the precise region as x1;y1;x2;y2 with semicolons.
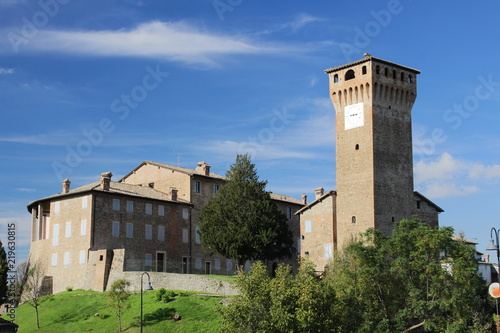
27;181;190;211
269;192;304;205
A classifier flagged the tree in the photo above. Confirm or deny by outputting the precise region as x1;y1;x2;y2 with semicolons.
0;239;8;305
198;154;293;267
22;262;49;329
324;218;493;332
221;260;338;333
107;279;131;332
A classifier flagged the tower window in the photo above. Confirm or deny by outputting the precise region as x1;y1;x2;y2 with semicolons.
376;65;380;74
401;72;405;81
355;144;359;150
393;70;396;78
408;75;413;83
345;69;355;81
362;66;367;75
391;217;395;222
384;68;389;76
334;74;339;83
417;200;421;209
352;216;356;224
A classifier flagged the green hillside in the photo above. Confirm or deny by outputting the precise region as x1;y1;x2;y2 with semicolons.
4;289;227;332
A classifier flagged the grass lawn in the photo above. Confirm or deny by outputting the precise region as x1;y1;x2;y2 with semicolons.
5;289;227;332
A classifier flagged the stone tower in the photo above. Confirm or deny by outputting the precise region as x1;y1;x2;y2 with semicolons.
325;55;420;249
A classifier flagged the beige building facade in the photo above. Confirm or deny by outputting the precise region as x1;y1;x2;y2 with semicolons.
28;161;304;293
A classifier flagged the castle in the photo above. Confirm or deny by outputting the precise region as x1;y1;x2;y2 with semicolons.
27;55;442;292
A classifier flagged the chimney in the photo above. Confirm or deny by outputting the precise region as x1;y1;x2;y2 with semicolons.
196;161;211;176
62;179;71;194
100;172;112;191
170;187;178;201
314;187;324;200
301;193;307;205
483;254;490;263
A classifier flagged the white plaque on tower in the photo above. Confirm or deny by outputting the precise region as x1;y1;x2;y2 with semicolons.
344;102;364;130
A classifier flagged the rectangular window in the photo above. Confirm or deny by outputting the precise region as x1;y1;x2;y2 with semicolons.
54;202;60;214
182;208;189;220
182;228;188;243
214;259;221;271
145;203;152;215
82;196;88;209
145;225;152;240
53;224;59;246
126;200;134;213
64;252;70;266
79;250;86;264
158;226;165;241
297;237;301;254
195;258;202;270
145;254;153;271
194;181;200;193
113;199;120;211
65;222;71;238
81;220;87;236
195;226;201;244
226;260;233;271
158;205;165;216
51;253;58;266
325;243;333;260
287;207;292;219
417;200;421;209
214;185;219;193
126;223;133;238
305;220;312;233
112;222;119;237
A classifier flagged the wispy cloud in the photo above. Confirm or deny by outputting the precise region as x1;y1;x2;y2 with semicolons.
1;21;291;66
285;13;324;32
0;67;14;74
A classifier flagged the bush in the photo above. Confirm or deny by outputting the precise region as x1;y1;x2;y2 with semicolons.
66;286;73;292
156;288;177;303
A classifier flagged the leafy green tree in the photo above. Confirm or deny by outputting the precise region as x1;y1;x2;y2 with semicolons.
221;260;337;333
0;239;8;305
107;279;131;332
325;218;493;332
198;154;293;267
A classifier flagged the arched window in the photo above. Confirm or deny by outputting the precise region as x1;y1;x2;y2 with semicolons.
408;75;413;83
355;144;360;150
333;74;339;83
362;66;367;75
392;70;396;78
384;67;389;76
345;69;355;81
400;72;405;81
352;216;356;224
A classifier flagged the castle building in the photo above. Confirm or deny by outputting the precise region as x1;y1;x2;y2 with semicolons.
27;161;303;293
297;55;443;271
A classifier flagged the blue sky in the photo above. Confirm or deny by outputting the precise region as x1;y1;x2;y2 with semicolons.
1;0;500;263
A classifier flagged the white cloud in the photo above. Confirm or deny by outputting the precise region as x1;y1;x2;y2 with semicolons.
414;152;500;198
0;67;14;74
469;164;500;179
414;152;464;183
285;13;323;32
424;182;479;199
3;21;290;66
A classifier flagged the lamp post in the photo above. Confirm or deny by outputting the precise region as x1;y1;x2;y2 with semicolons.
487;228;500;282
140;272;153;333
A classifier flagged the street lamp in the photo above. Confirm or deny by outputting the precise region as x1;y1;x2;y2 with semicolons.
140;272;153;333
486;227;500;282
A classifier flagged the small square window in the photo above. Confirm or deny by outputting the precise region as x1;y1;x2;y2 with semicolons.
145;225;152;240
126;223;133;238
126;200;134;213
112;222;120;237
145;203;152;215
113;199;120;211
